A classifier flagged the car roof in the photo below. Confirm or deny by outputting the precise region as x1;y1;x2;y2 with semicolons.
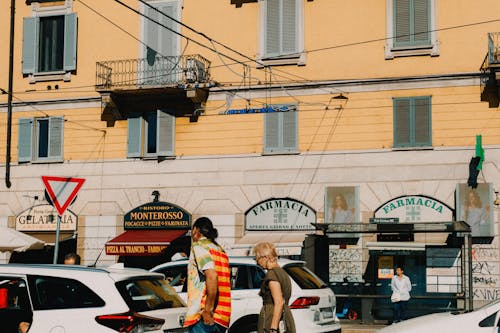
0;263;164;282
151;256;305;271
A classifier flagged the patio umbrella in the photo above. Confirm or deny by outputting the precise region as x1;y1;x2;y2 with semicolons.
0;227;45;252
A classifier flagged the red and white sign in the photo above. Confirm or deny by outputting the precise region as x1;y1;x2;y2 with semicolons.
42;176;85;216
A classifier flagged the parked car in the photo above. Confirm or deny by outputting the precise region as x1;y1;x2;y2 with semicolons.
151;257;341;333
0;263;187;333
376;298;500;333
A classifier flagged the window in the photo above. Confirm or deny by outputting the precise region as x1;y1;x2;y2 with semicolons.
127;110;175;158
116;278;185;311
28;275;104;310
0;277;32;331
264;105;298;154
259;0;305;65
18;117;64;163
385;0;439;59
393;96;432;148
154;265;187;292
230;265;266;290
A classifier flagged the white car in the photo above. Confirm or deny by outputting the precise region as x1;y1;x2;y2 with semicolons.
377;299;500;333
151;257;341;333
0;264;187;333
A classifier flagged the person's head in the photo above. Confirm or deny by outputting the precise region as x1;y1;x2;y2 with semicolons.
253;241;278;269
192;217;218;243
64;252;81;265
333;194;348;210
466;190;482;207
395;266;404;277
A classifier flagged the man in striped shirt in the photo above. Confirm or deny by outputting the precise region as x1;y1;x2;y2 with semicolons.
185;217;231;333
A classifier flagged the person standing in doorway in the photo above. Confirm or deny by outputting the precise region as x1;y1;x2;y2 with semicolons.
254;241;296;333
63;252;81;265
184;217;231;333
391;266;412;323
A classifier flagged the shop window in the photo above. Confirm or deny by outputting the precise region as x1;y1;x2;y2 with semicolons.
393;96;432;148
127;110;175;158
22;2;77;82
18;117;64;163
385;0;439;59
264;105;298;154
258;0;305;66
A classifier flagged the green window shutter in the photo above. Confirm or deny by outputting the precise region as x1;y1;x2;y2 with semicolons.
265;0;280;57
22;17;38;74
413;0;430;44
282;0;297;54
18;118;33;162
264;112;280;153
63;13;77;71
282;110;298;151
157;110;175;156
48;117;64;160
127;114;143;157
414;96;431;146
394;98;411;147
394;0;411;46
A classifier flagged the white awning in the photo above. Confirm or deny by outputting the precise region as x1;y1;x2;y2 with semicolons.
229;232;309;256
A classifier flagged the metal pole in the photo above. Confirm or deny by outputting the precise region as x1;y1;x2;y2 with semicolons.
53;215;61;264
5;0;15;188
467;233;474;311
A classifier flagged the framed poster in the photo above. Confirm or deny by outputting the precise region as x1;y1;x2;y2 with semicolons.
456;183;494;237
325;186;359;224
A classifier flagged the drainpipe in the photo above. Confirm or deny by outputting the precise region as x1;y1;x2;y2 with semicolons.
5;0;15;188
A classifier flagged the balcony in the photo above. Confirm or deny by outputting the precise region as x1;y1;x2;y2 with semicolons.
480;33;500;108
96;54;212;125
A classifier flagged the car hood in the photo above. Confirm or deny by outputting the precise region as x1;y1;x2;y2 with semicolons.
377;311;473;333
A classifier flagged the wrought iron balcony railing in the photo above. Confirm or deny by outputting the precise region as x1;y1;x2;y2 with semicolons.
482;32;500;70
96;54;210;90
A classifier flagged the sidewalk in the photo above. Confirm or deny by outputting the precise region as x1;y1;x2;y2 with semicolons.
340;320;388;333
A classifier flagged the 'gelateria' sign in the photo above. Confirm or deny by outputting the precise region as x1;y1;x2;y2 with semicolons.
16;204;77;231
245;198;316;231
374;195;453;222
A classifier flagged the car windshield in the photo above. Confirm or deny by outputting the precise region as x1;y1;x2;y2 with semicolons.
283;264;328;289
116;277;186;312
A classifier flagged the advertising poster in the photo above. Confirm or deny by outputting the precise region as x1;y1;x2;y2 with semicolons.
456;183;494;237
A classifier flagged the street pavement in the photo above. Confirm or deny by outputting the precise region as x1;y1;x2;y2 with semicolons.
340;320;388;333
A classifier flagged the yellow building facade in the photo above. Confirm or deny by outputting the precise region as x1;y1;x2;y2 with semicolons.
1;0;500;311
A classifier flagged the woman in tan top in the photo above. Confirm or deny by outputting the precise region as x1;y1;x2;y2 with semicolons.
253;242;296;333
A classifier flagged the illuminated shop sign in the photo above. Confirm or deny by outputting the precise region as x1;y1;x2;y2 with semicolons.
124;201;191;229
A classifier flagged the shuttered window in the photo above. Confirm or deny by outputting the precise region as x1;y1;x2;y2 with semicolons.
22;13;77;74
264;0;299;57
393;0;430;47
18;117;64;162
127;110;175;158
264;105;298;154
393;96;431;148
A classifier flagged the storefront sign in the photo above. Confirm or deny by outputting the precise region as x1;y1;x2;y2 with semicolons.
124;201;191;229
245;198;316;231
105;244;167;256
374;195;453;222
16;204;77;231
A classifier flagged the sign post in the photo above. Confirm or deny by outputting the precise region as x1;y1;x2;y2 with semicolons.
41;176;85;264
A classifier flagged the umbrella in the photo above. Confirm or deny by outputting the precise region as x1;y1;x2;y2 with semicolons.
0;227;45;252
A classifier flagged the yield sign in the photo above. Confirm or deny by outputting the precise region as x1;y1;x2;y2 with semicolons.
42;176;85;216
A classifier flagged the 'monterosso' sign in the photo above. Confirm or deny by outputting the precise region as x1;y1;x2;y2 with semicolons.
245;198;316;231
374;195;453;223
124;201;191;229
16;204;77;231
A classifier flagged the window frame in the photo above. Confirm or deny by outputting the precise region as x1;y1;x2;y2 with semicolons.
393;96;432;149
18;116;64;163
127;110;175;159
257;0;306;66
385;0;439;59
263;104;299;155
23;0;76;82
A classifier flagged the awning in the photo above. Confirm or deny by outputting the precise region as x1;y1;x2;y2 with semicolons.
105;230;187;256
366;241;445;251
0;227;45;252
229;232;308;256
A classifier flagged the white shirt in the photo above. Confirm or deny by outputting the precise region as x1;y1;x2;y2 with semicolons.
391;274;412;301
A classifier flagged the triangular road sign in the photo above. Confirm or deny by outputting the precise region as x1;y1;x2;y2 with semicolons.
42;176;85;216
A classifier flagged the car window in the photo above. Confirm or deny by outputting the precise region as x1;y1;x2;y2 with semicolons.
479;311;497;327
116;277;185;312
230;264;265;290
283;264;328;289
0;277;32;333
155;265;187;289
28;275;105;310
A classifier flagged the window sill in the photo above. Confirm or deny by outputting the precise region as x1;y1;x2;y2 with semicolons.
256;52;306;67
20;159;64;164
262;150;300;156
385;43;440;59
28;71;71;84
392;146;434;151
128;155;176;161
